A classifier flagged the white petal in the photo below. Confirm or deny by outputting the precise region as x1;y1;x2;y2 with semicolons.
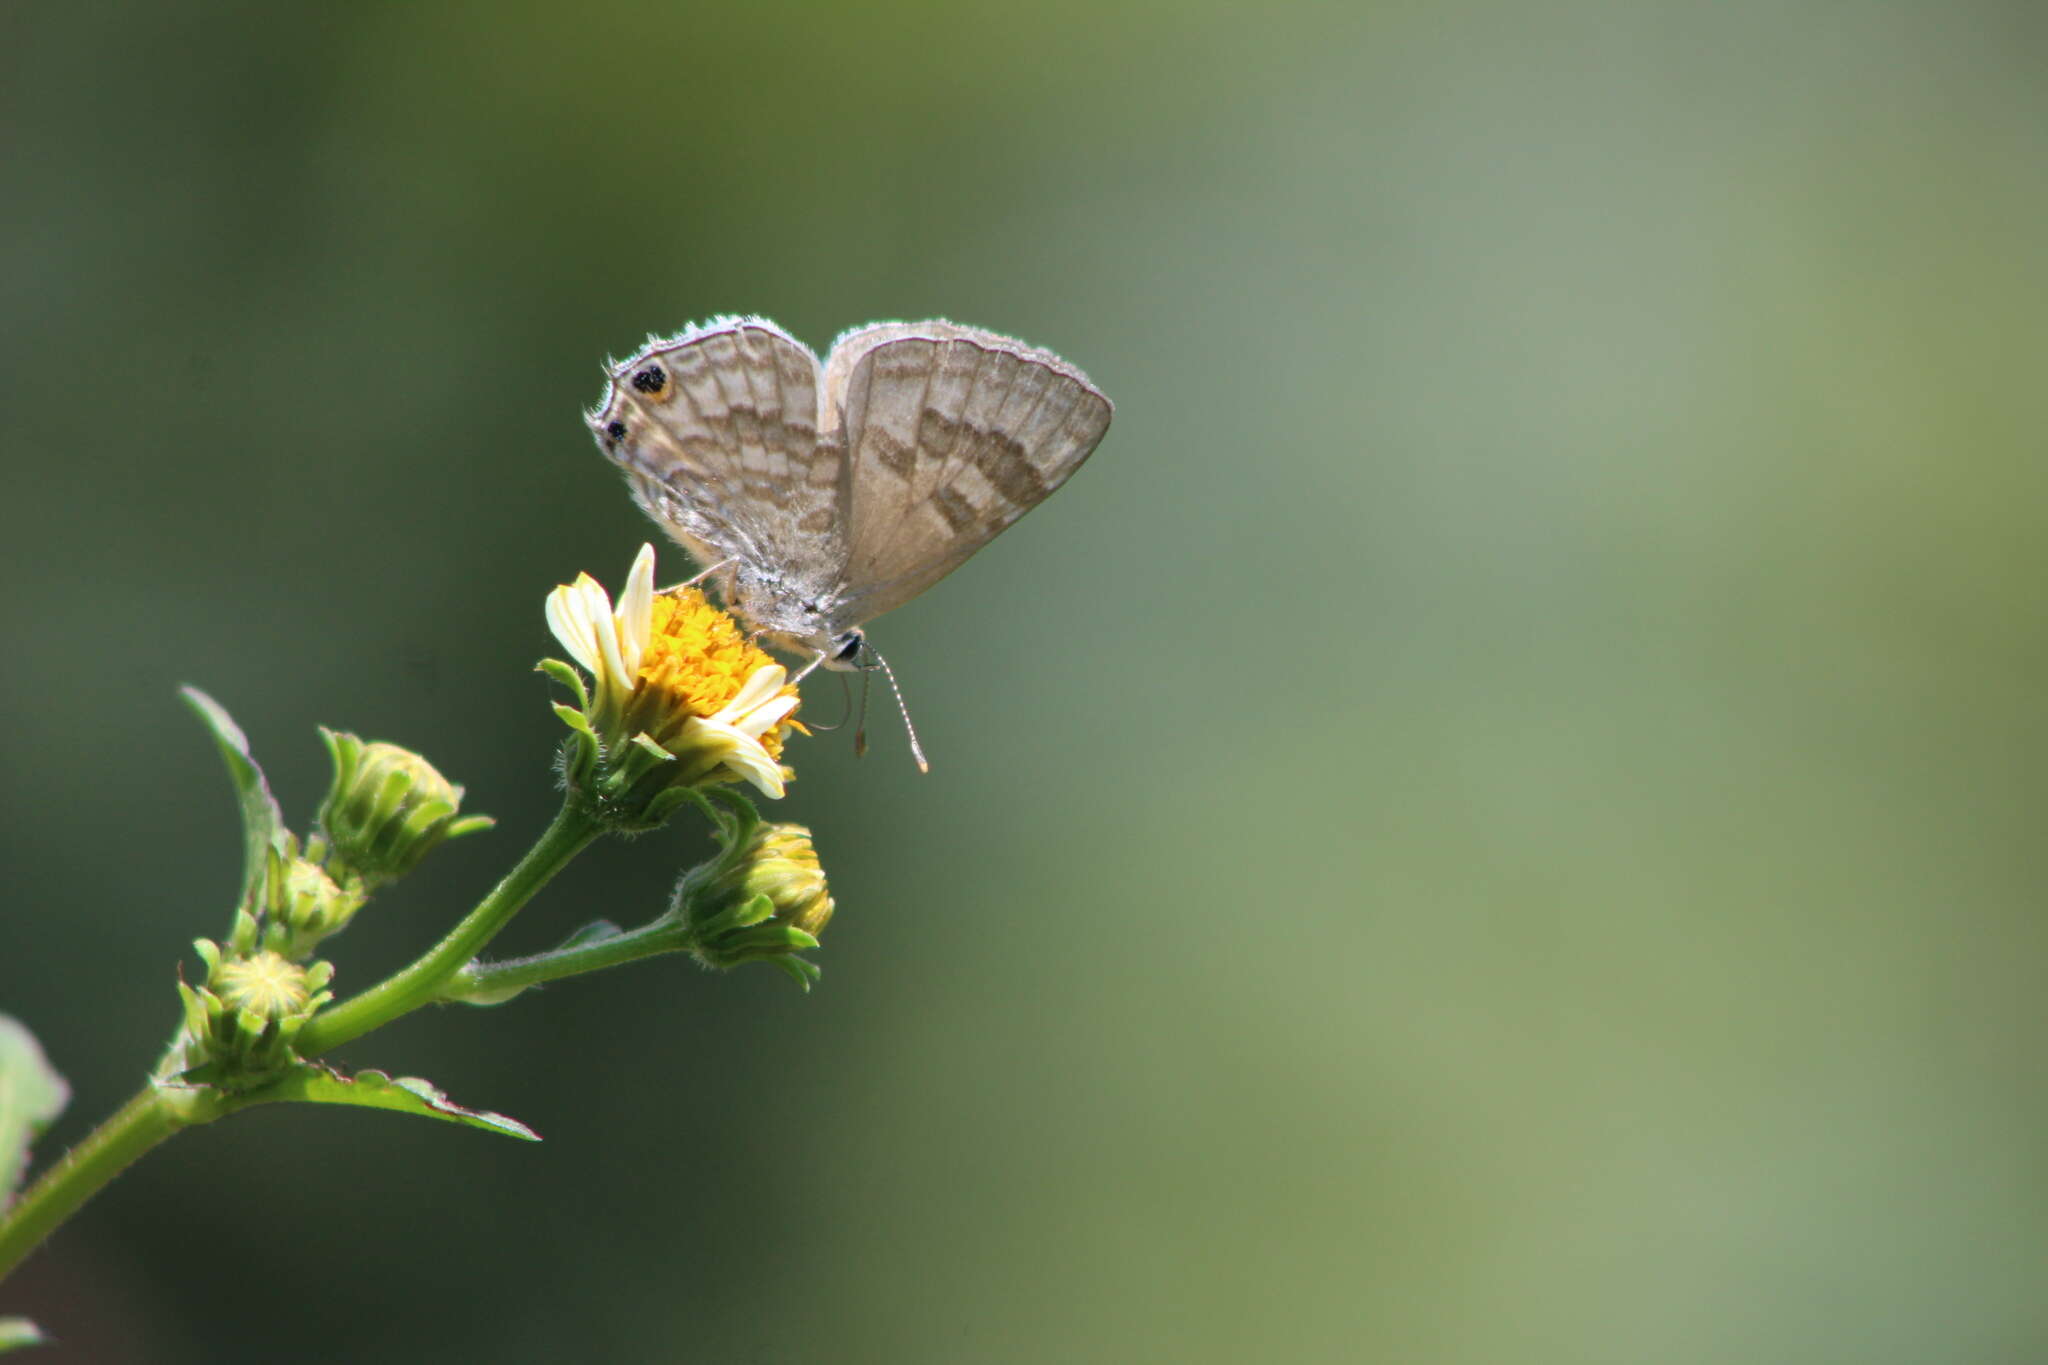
721;745;787;799
545;582;600;671
717;664;789;723
579;577;631;691
616;545;657;674
684;717;786;799
735;692;799;739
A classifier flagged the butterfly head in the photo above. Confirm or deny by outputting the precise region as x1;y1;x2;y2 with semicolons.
826;630;867;672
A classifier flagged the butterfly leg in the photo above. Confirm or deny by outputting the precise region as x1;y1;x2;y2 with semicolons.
664;556;736;592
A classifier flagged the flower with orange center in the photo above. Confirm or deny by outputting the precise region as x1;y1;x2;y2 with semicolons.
545;546;802;810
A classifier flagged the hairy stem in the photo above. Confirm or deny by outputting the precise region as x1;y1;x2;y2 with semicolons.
297;802;602;1056
0;1089;192;1286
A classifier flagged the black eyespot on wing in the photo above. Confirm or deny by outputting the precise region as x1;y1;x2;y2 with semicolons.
605;420;627;441
630;365;667;395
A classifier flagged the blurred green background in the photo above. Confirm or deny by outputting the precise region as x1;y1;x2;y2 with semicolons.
5;2;2046;1360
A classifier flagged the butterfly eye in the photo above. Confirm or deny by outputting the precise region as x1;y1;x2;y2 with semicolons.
831;631;865;664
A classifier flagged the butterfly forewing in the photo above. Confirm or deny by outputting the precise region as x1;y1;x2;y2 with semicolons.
591;317;843;583
827;325;1113;624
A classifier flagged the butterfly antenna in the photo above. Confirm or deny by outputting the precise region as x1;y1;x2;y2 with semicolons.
852;665;873;758
866;646;930;773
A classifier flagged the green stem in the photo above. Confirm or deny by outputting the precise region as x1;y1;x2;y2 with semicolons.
0;1089;190;1286
297;802;602;1056
0;801;609;1287
443;916;692;1003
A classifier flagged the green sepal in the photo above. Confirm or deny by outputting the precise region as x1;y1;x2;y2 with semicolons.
688;893;822;967
664;784;761;856
697;891;777;936
241;1064;539;1141
537;657;591;712
174;979;210;1042
225;900;263;958
0;1013;69;1209
179;686;288;912
728;924;821;953
339;748;445;856
699;784;762;838
393;796;456;841
771;957;822;990
0;1318;48;1353
638;785;700;826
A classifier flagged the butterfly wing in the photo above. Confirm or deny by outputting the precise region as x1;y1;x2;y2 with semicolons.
822;321;1112;626
589;317;846;588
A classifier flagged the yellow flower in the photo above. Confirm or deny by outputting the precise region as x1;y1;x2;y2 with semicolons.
546;546;801;803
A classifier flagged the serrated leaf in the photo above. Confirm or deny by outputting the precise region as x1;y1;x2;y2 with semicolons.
243;1064;539;1141
179;687;288;908
0;1317;48;1352
0;1014;69;1209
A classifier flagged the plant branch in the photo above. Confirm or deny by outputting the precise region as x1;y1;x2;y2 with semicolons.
296;801;603;1056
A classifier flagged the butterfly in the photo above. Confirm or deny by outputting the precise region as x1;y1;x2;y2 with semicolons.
588;317;1113;764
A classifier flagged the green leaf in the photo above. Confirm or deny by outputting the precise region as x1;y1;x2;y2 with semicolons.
0;1317;48;1353
0;1014;69;1210
179;686;288;909
558;919;625;950
242;1064;539;1141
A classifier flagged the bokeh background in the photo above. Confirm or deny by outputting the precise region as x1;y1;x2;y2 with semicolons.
5;2;2046;1361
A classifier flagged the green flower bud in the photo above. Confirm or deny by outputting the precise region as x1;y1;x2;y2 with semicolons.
314;731;493;890
212;950;318;1016
676;823;834;988
257;851;366;960
178;946;334;1082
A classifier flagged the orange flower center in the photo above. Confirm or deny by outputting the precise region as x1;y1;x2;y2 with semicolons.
634;588;800;757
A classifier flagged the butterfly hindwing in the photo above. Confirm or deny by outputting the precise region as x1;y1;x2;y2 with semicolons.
824;322;1112;625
